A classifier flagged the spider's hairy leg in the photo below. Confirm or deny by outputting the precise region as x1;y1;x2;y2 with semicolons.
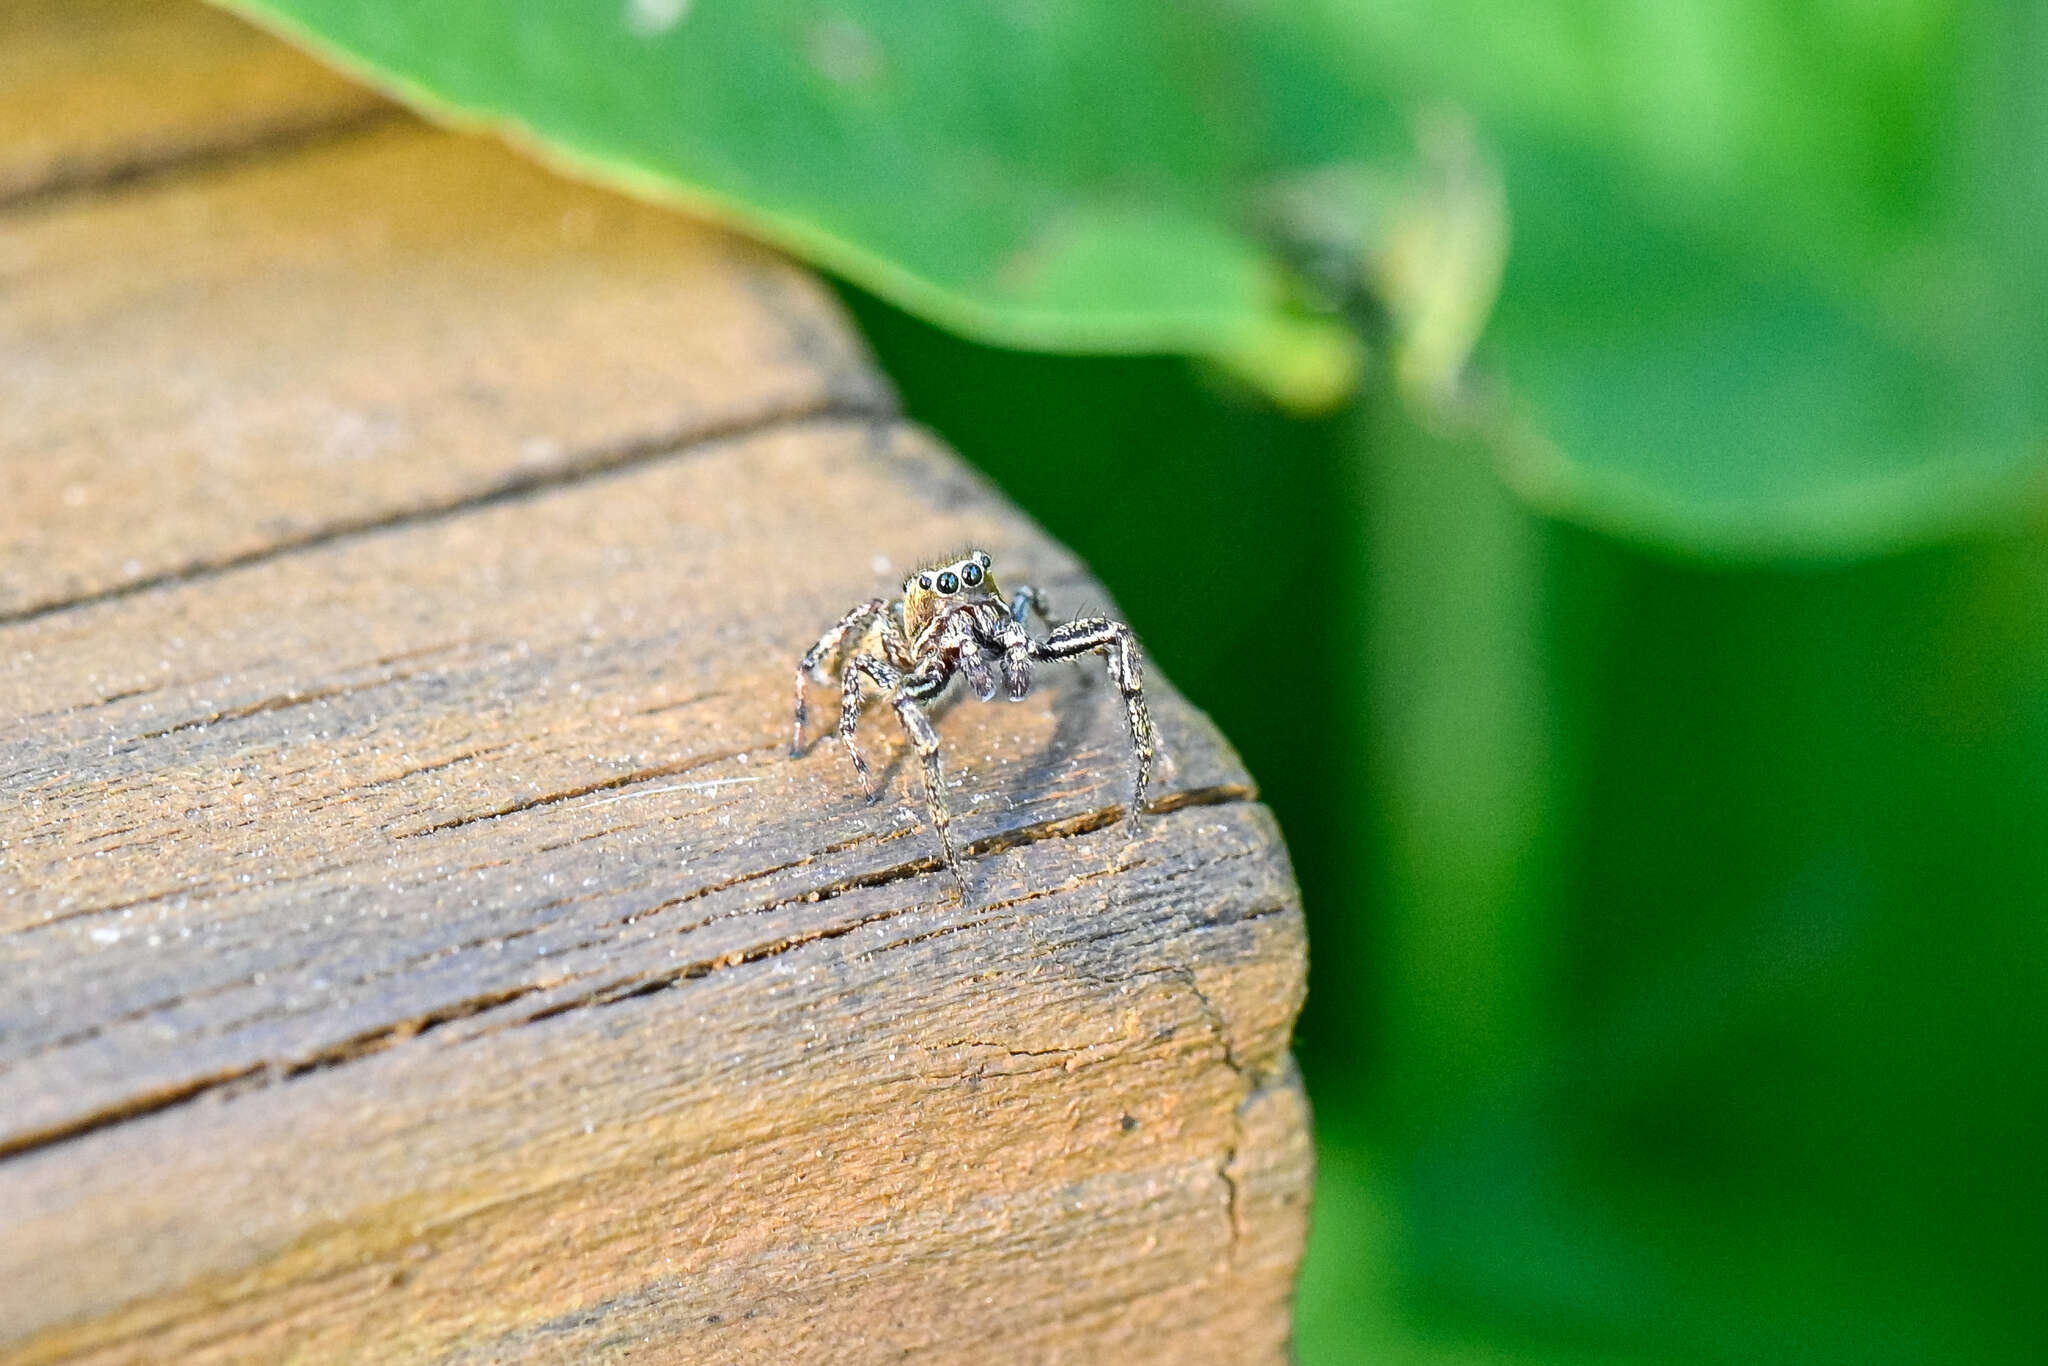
793;597;886;756
1033;618;1158;819
837;652;901;800
879;607;915;670
894;665;967;894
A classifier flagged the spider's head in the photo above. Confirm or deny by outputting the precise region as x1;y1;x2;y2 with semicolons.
903;549;999;637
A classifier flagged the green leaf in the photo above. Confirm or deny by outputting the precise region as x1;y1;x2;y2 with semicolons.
213;0;1407;411
1478;127;2048;560
216;0;2046;554
1306;0;2048;558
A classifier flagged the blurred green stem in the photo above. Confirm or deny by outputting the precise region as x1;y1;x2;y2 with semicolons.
1355;392;1569;1139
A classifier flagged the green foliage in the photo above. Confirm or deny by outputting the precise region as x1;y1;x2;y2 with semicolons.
847;281;2048;1366
1357;404;2048;1366
220;0;2047;553
218;0;1405;410
1314;0;2048;555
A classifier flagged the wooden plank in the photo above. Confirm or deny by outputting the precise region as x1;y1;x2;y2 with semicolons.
0;3;1313;1361
0;420;1312;1363
1;417;1258;1137
0;90;882;622
0;0;388;206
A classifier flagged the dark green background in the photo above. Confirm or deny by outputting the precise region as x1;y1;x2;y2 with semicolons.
840;285;2048;1365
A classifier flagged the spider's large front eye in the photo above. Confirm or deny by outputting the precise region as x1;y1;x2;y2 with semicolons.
936;571;959;593
961;562;984;586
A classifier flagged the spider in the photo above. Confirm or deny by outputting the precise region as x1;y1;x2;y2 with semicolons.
791;550;1159;893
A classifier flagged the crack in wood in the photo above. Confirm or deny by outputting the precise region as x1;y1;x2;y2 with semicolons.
394;746;761;839
506;788;1253;1021
0;103;405;213
336;742;515;800
0;882;222;937
129;667;441;743
0;788;1256;1165
1064;951;1294;1267
1174;969;1253;1261
0;398;894;632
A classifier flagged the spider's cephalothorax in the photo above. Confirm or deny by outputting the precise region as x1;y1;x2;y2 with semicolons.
791;550;1158;893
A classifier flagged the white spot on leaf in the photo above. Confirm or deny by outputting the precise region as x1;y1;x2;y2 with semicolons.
808;15;881;85
625;0;691;37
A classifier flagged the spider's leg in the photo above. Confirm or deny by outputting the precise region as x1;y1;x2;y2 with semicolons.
838;652;901;800
1031;618;1157;820
893;663;966;893
1010;584;1055;628
880;607;914;670
793;597;885;756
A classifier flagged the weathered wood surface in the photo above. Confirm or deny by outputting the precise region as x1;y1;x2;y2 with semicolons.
0;4;1313;1362
0;0;387;208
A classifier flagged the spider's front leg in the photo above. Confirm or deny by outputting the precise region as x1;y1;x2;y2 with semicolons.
891;662;967;894
835;652;902;799
1032;617;1158;819
792;597;885;756
1010;584;1055;628
841;652;967;893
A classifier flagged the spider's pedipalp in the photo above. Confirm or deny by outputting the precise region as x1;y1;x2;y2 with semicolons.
958;634;1000;702
994;614;1034;701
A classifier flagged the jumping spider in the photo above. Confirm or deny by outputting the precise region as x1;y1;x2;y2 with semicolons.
792;550;1158;893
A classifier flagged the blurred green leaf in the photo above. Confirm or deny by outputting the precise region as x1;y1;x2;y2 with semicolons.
222;0;2047;553
1354;390;1567;1132
1311;0;2048;558
1477;130;2047;559
214;0;1416;410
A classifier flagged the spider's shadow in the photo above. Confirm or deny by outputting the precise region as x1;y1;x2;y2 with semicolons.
842;663;1103;811
1009;665;1108;803
866;683;963;797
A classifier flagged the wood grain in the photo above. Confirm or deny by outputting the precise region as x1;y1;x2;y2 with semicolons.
0;91;882;620
0;0;388;207
0;4;1313;1362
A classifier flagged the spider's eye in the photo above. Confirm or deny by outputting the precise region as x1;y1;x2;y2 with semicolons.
936;571;959;593
918;575;933;590
961;562;984;586
975;552;990;567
